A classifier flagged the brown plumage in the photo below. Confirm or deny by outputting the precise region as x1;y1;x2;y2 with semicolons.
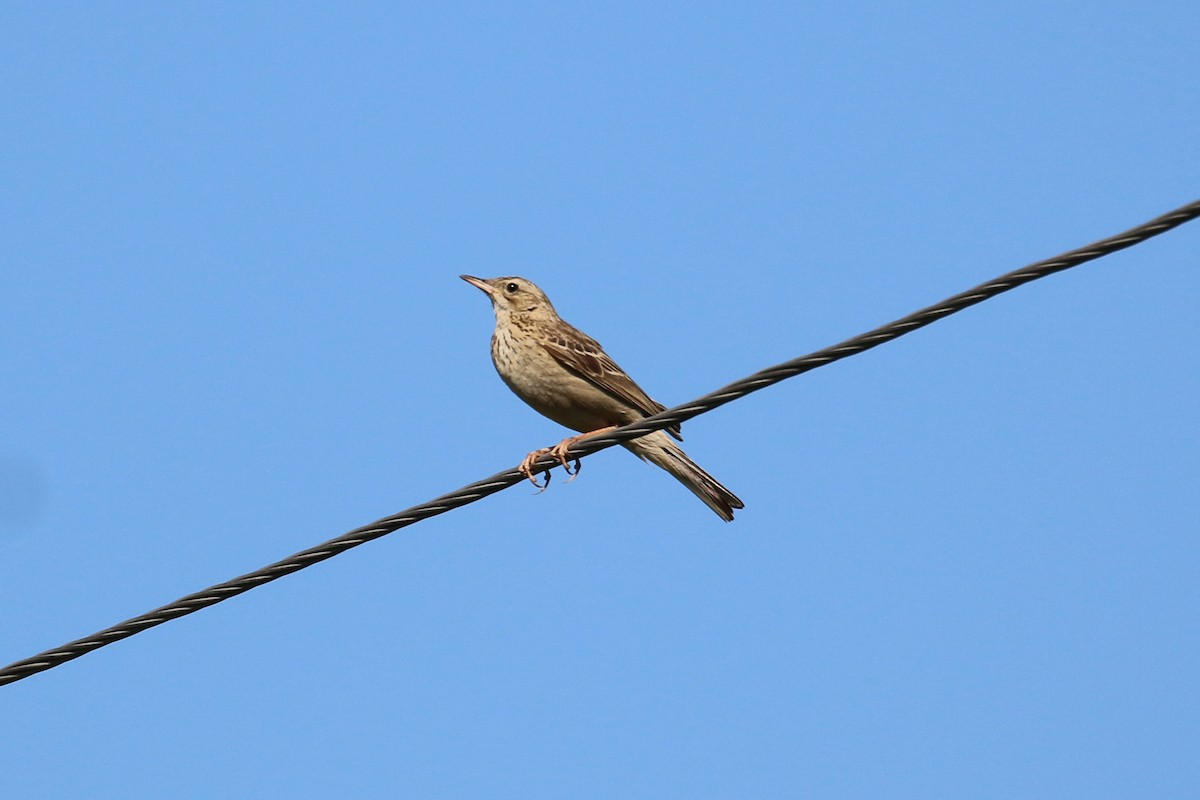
461;275;743;521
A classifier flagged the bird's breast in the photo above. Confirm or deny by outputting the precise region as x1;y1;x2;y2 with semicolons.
490;326;560;398
489;324;626;433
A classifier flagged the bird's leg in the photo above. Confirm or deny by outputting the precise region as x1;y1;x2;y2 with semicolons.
519;426;618;491
548;426;618;483
518;448;554;491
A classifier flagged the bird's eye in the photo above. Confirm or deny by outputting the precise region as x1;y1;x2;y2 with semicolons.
505;282;519;293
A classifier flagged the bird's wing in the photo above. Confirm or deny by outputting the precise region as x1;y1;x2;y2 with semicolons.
538;323;683;441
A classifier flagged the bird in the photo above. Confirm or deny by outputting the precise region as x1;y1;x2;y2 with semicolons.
460;275;744;521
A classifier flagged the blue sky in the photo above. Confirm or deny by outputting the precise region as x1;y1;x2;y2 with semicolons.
3;3;1198;797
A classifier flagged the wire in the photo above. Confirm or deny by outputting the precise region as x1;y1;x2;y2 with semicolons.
3;199;1198;687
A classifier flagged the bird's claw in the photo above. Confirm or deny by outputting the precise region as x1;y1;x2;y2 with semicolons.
519;428;611;492
518;439;582;491
518;448;553;491
548;439;584;482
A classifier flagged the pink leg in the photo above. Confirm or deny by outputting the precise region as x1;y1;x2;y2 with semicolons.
518;447;554;491
518;426;618;490
548;426;617;483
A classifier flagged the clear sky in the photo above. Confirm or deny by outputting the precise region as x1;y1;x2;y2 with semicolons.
3;3;1198;798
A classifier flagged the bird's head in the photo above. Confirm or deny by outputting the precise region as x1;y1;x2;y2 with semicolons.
460;275;557;319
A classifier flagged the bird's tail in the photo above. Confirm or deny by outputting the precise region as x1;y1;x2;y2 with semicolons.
624;431;744;522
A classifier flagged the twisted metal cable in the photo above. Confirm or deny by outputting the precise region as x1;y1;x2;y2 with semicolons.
3;198;1198;687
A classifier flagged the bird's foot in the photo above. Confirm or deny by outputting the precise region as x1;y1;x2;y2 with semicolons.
548;439;582;482
519;426;618;490
549;426;617;483
518;448;554;492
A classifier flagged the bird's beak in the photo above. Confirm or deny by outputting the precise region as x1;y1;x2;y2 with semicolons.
459;275;495;296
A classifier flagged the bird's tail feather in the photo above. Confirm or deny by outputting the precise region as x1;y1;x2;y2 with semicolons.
624;432;744;522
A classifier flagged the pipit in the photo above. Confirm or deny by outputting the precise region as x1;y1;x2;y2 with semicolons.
461;275;744;522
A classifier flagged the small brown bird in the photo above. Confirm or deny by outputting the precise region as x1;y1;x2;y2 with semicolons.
461;275;744;521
